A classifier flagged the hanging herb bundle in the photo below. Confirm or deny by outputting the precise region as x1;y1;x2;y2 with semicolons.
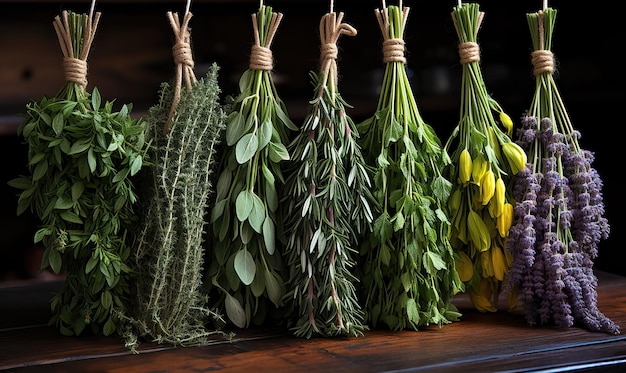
8;9;149;336
444;2;527;313
357;1;463;331
126;10;229;349
281;8;375;338
505;6;618;335
206;4;298;328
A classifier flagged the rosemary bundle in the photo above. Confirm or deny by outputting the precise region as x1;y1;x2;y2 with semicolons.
207;4;298;328
281;10;375;338
357;2;463;331
9;10;149;336
506;6;618;335
127;11;229;349
445;2;526;313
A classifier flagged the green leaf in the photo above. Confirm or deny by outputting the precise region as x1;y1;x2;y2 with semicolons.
406;298;420;325
51;113;64;136
258;119;272;151
225;293;247;328
424;251;447;275
234;248;256;285
7;177;32;190
268;141;289;163
71;181;85;201
32;161;48;181
235;189;254;222
225;111;246;146
54;197;74;210
248;194;266;233
101;290;112;309
235;133;258;164
49;249;62;274
91;87;102;111
103;317;116;336
59;210;83;224
86;255;98;274
262;217;275;255
130;155;142;176
264;270;282;307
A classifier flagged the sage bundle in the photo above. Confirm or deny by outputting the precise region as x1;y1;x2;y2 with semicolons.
357;2;463;331
207;4;298;328
9;9;149;336
505;6;618;335
444;2;526;313
127;10;229;349
281;9;375;338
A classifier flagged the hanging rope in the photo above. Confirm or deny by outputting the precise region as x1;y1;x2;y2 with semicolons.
164;11;197;135
249;10;283;71
531;10;555;76
451;10;484;65
318;12;356;90
375;4;409;64
53;10;101;90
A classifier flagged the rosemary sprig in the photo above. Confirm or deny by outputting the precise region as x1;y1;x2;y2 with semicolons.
126;11;230;350
281;10;374;339
206;4;297;328
506;7;618;335
9;10;149;337
357;3;462;331
445;2;526;313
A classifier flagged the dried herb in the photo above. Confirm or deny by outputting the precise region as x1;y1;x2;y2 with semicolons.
125;11;230;350
357;2;463;331
206;4;297;328
506;6;618;335
281;10;374;338
445;2;526;313
8;10;149;336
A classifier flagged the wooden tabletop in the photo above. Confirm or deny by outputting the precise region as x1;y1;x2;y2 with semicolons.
1;271;625;373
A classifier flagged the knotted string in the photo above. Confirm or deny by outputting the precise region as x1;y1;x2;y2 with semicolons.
249;10;283;71
531;10;555;76
451;10;484;65
53;10;101;90
164;11;197;135
318;12;357;92
375;5;410;64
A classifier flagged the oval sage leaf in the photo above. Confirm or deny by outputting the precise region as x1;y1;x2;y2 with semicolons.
235;132;258;164
234;248;256;286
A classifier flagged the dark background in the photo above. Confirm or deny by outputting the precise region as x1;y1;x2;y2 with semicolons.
1;0;623;279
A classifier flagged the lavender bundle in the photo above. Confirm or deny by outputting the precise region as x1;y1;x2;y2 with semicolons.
505;6;618;335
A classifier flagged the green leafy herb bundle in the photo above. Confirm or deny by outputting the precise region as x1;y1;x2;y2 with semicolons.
505;7;618;335
357;2;463;331
9;10;149;336
126;11;229;349
444;2;527;313
206;4;298;328
280;10;375;338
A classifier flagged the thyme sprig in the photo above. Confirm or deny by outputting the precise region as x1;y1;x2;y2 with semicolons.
445;2;526;313
126;11;230;350
9;10;149;337
207;4;297;328
506;7;618;335
281;10;374;339
357;2;462;331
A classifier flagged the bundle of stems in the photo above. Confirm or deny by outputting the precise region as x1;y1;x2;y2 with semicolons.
9;8;149;336
127;10;230;350
207;4;298;328
445;2;527;313
506;6;618;335
357;1;463;331
280;9;375;338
